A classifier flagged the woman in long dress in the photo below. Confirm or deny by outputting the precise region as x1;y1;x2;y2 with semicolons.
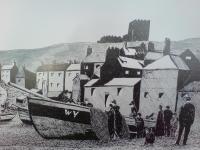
155;105;165;136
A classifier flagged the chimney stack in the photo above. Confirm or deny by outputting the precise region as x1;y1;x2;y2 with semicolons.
86;46;92;57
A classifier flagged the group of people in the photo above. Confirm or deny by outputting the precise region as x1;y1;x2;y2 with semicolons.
129;94;195;146
155;105;177;137
107;100;123;139
155;94;195;146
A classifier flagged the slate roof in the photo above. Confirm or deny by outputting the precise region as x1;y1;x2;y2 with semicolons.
84;79;99;87
118;56;143;69
37;63;69;72
66;64;80;71
83;52;105;63
144;55;189;70
1;64;14;70
104;78;141;86
144;51;163;61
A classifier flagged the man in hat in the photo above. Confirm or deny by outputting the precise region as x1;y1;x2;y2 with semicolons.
175;95;195;145
164;106;173;136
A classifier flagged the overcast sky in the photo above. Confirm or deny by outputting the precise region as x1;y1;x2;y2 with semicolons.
0;0;200;50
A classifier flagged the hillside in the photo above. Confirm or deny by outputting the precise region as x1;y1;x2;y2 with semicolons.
0;38;200;72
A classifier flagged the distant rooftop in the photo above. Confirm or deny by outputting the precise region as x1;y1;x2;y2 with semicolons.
1;64;15;70
105;78;141;86
144;55;189;70
118;56;143;69
37;63;69;72
66;64;80;71
83;52;105;63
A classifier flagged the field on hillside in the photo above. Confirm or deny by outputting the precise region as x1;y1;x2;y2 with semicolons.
0;38;200;72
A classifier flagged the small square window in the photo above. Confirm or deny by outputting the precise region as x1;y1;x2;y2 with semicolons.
58;73;61;76
57;83;60;87
137;71;141;75
91;88;95;96
51;73;54;76
185;56;191;60
68;73;71;77
159;93;164;98
18;79;21;82
125;70;129;75
117;88;122;95
51;83;53;87
85;65;89;69
144;92;148;98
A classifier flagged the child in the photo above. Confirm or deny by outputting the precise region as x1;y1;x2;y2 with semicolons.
144;128;155;145
170;113;178;137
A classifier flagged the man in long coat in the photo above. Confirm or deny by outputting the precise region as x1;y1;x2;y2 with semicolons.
175;95;195;145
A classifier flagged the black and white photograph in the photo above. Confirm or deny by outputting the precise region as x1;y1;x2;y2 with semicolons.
0;0;200;149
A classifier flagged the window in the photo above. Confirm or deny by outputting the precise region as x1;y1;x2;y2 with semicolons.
50;83;53;87
57;83;60;87
18;79;21;82
37;79;40;83
125;70;129;75
85;65;88;69
117;88;122;95
58;73;61;77
159;93;164;98
51;73;54;76
68;73;71;77
186;56;191;60
39;73;42;75
91;88;95;96
144;92;148;98
137;71;141;75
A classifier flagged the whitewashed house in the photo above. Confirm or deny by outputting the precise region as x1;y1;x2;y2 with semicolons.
139;55;190;118
65;64;80;92
36;63;69;97
84;78;141;116
1;62;18;83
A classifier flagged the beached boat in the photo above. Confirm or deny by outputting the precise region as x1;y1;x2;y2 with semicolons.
28;96;93;139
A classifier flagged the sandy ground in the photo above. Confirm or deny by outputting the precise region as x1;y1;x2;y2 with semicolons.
0;116;199;150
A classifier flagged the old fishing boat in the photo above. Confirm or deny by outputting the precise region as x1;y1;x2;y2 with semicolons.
9;82;155;140
28;96;93;139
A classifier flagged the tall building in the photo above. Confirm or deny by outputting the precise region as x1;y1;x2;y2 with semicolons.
128;19;150;41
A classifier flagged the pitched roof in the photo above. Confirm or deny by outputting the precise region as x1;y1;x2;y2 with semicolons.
37;63;69;72
84;79;99;87
105;78;141;86
83;52;105;63
170;55;189;70
66;64;80;71
144;55;189;70
122;44;136;56
144;51;163;61
118;56;143;69
1;64;14;70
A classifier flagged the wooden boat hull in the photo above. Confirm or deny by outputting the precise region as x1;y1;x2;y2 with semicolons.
28;97;93;139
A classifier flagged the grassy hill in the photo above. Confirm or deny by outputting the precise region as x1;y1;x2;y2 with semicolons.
0;38;200;72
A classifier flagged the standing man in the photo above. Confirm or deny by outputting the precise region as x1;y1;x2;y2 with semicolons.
164;106;173;136
175;95;195;145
